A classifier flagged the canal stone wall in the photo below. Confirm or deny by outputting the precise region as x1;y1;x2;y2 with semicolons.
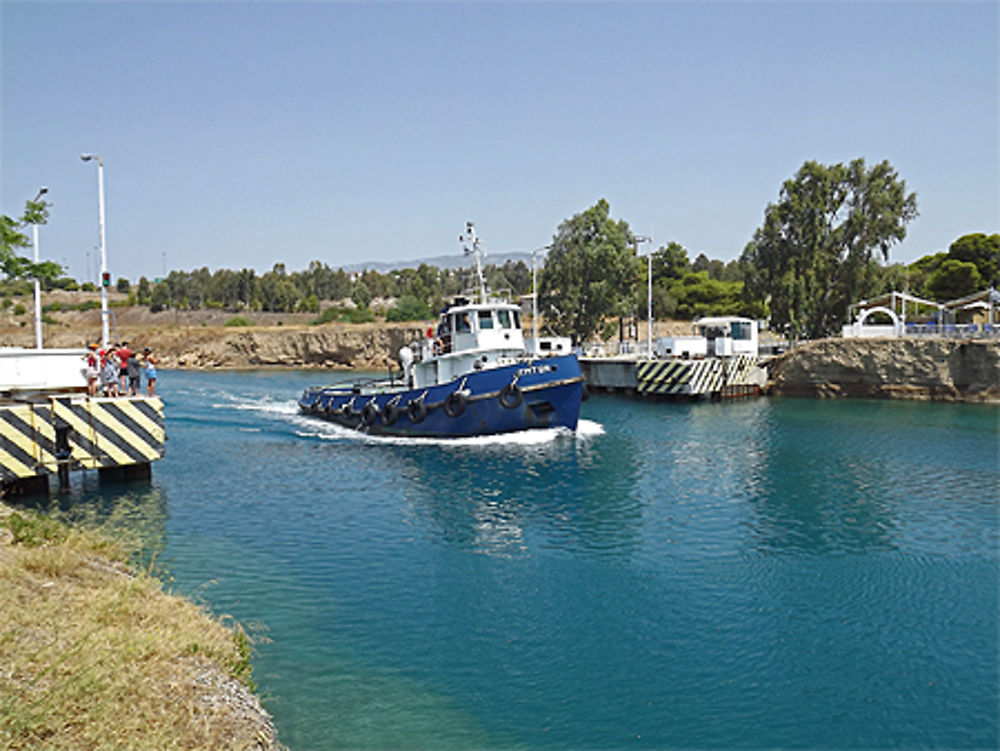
765;338;1000;403
159;324;427;370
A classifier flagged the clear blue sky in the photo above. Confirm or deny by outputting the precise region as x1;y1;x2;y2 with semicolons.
2;1;997;283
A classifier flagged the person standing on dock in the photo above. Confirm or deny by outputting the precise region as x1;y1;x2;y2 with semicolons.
83;343;99;397
143;347;158;396
126;350;141;396
101;351;119;397
117;341;131;393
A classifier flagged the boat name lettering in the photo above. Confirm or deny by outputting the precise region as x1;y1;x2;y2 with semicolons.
516;364;555;377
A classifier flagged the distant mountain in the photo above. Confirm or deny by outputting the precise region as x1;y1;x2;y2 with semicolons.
341;250;533;273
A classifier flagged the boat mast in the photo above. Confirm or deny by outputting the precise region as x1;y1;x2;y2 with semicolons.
459;221;487;302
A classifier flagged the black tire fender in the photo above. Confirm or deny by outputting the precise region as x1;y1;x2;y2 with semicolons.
499;382;523;409
444;390;467;418
382;402;399;426
361;402;379;426
407;399;427;424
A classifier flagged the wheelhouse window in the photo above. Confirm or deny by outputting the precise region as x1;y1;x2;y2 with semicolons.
478;310;495;329
455;312;472;333
496;310;512;328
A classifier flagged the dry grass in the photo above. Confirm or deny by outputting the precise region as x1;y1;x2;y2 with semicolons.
0;505;277;750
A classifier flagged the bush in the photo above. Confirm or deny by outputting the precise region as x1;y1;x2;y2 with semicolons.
74;300;100;311
342;308;375;324
224;316;251;327
13;303;26;316
43;302;63;313
385;294;432;322
312;307;341;325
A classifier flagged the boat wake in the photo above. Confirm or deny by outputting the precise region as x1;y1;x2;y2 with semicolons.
294;416;604;447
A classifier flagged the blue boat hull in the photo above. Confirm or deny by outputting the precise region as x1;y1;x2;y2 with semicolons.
298;354;584;437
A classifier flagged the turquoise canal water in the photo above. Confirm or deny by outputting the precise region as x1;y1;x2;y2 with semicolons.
39;370;999;749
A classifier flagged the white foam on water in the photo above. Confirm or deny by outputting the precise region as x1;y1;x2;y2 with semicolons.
295;416;605;447
211;395;300;417
576;418;605;438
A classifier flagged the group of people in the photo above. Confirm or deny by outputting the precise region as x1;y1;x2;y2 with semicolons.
83;340;158;398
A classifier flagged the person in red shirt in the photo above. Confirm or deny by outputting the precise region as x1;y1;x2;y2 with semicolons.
117;341;131;394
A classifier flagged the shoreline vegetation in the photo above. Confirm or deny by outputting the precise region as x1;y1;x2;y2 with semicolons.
0;502;279;750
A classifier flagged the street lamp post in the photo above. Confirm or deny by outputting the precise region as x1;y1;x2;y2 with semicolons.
633;235;652;356
81;154;108;348
531;245;551;357
30;187;48;349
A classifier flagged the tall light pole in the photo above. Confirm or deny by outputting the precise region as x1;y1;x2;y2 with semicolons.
531;245;551;357
633;235;652;356
30;187;48;349
81;154;108;347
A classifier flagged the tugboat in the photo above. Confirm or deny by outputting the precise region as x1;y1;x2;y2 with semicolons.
298;223;585;437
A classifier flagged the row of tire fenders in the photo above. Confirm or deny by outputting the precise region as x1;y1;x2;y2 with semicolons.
309;377;527;427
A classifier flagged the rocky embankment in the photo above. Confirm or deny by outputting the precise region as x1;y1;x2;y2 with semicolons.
766;338;1000;403
155;323;427;370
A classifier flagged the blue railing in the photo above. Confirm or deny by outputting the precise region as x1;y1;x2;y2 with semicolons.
904;322;998;338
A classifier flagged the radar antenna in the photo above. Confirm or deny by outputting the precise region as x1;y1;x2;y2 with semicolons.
459;221;487;301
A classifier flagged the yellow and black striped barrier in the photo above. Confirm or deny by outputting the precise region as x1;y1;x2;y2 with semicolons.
637;355;759;397
0;396;165;484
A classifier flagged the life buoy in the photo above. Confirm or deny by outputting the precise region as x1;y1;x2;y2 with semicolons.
361;402;379;426
382;402;399;426
444;390;467;418
407;399;427;423
433;339;443;356
499;382;523;409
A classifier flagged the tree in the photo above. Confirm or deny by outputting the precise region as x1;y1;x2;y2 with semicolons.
926;259;983;300
538;200;635;344
116;277;130;293
137;276;152;305
0;196;62;283
948;233;999;287
651;242;690;283
150;282;170;312
742;158;918;339
385;294;433;322
351;279;372;310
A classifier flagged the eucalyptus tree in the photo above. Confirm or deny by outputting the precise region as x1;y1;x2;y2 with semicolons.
539;199;636;344
741;158;918;339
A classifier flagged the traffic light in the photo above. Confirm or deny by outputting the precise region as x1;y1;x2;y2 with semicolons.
101;272;110;288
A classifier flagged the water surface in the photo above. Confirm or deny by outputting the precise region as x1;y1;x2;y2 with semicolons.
39;370;1000;749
